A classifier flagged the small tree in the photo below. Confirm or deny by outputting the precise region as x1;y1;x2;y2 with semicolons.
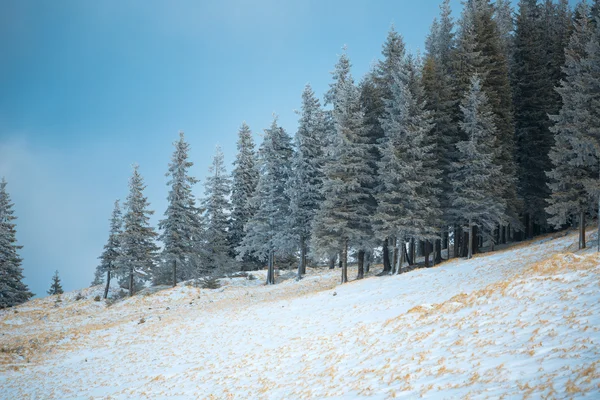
97;200;122;298
47;270;64;295
0;178;33;308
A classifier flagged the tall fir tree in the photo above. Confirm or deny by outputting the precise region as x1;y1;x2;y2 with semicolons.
422;0;457;260
230;122;259;270
0;178;33;308
157;132;202;286
202;145;233;275
457;0;520;244
361;28;406;273
119;165;159;296
450;75;508;259
547;3;595;250
513;0;553;237
237;117;293;284
377;56;441;273
47;270;64;296
312;50;374;283
96;200;122;298
286;84;326;278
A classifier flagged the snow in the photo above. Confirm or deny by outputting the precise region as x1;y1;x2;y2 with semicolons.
1;230;600;398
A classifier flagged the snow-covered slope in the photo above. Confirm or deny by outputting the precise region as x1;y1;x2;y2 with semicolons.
1;230;599;399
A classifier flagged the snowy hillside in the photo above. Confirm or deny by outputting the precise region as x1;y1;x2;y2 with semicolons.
1;230;600;399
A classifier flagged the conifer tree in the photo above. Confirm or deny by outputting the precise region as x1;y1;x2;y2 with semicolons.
230;123;259;270
237;117;293;284
458;0;520;245
547;3;599;250
377;57;441;273
47;270;64;296
422;0;457;260
96;200;122;298
157;132;202;286
360;29;406;273
450;75;507;259
202;145;233;275
119;165;159;296
513;0;553;237
287;84;326;278
0;178;33;308
312;51;374;283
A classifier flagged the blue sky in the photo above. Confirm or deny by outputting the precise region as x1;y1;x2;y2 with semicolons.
0;0;574;296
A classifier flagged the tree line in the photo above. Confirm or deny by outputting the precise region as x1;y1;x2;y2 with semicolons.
2;0;600;307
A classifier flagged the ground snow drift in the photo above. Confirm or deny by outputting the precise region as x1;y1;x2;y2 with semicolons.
1;231;600;399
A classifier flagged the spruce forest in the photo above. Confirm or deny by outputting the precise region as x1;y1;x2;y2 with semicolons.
2;0;600;303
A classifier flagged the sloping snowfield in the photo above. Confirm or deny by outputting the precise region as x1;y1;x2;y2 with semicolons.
1;230;600;399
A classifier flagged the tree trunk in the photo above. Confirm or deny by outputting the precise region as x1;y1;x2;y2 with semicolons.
103;269;111;299
357;250;365;279
266;250;275;285
405;245;412;266
129;269;134;297
471;225;478;256
329;255;336;270
409;238;415;265
490;228;495;252
468;222;473;259
297;237;307;278
338;252;343;269
598;192;600;252
341;239;348;284
382;239;391;273
579;211;586;250
434;239;442;264
392;237;398;274
365;251;371;274
442;230;448;250
424;240;430;267
527;213;534;239
172;259;177;287
395;237;405;275
454;226;460;259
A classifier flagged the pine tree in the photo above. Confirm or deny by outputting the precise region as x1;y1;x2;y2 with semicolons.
312;51;374;284
119;165;159;296
0;178;33;308
449;75;507;259
361;29;406;274
157;132;202;286
456;0;520;246
377;56;441;273
287;84;326;278
96;200;122;298
513;0;552;237
495;0;515;64
230;122;259;270
237;117;293;284
422;0;457;260
47;270;64;296
202;145;233;275
547;3;599;250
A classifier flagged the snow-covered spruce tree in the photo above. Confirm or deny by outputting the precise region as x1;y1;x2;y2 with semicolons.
47;270;64;296
422;0;457;261
230;122;259;270
202;145;233;275
96;200;122;298
312;52;375;284
368;28;407;274
458;0;520;245
0;178;33;308
376;56;441;274
156;132;202;286
119;165;159;296
547;4;598;250
513;0;553;238
237;117;293;285
495;0;515;65
286;84;326;278
449;75;507;259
